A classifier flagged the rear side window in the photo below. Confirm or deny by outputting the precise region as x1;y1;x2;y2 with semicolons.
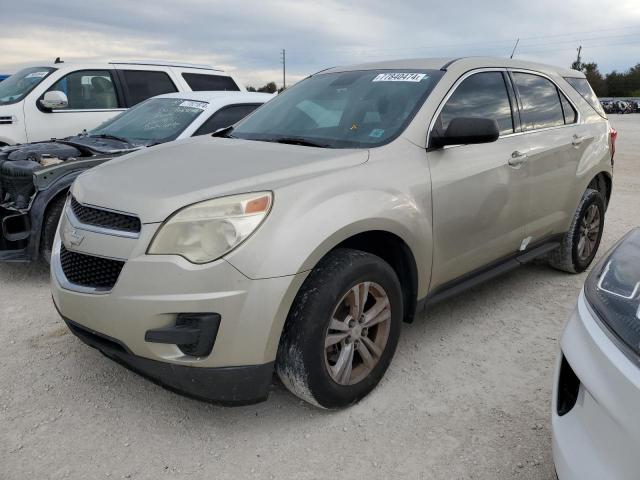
194;104;261;136
564;77;606;118
559;91;577;124
512;73;564;130
438;72;514;136
121;70;178;106
182;73;240;92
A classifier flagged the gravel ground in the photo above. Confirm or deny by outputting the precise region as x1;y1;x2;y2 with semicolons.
1;115;638;480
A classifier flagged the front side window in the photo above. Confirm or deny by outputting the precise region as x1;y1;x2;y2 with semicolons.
121;70;178;106
437;72;514;136
182;73;240;92
90;97;207;144
232;69;444;149
0;67;56;106
194;103;261;136
47;70;118;110
512;73;565;130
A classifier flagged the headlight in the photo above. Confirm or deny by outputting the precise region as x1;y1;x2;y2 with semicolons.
584;228;640;357
148;192;272;263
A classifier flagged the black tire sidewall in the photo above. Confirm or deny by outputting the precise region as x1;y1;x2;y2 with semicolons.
40;195;66;264
570;190;605;272
286;250;403;409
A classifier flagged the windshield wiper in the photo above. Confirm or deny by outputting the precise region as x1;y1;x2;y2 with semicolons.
268;137;330;148
90;133;133;144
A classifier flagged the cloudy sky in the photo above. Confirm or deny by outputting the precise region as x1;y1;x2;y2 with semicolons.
1;0;639;87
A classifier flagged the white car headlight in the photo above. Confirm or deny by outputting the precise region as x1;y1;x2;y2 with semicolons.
148;192;272;264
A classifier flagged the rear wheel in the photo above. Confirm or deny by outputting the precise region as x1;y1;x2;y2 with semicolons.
548;188;605;273
40;194;66;264
276;248;403;409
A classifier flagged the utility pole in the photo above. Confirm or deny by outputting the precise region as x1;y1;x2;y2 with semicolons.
571;45;583;71
281;49;286;90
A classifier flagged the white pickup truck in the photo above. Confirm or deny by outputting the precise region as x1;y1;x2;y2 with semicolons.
0;59;244;146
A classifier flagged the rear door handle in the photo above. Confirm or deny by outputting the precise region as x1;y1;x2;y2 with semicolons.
508;150;528;167
572;134;591;146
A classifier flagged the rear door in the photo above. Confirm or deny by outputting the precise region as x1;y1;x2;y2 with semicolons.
510;71;587;242
24;69;125;142
427;70;529;287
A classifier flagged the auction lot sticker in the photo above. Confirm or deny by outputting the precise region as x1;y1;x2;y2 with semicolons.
372;73;427;82
179;100;208;110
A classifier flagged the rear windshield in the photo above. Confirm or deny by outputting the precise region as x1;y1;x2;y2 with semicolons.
232;69;444;148
564;77;606;118
0;67;56;106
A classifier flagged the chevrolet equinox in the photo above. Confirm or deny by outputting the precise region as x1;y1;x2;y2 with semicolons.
51;57;615;408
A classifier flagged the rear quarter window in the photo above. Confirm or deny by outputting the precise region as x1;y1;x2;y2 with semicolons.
564;77;607;118
182;73;240;92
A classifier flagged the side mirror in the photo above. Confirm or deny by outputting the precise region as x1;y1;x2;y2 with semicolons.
40;90;68;110
430;117;500;148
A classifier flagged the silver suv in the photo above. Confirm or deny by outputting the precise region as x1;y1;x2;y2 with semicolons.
51;57;614;408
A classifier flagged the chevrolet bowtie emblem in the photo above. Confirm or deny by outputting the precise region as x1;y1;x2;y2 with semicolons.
68;229;85;246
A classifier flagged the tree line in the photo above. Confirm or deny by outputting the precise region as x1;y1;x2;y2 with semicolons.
571;60;640;97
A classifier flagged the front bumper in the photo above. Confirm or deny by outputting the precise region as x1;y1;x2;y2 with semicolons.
62;315;274;405
552;291;640;480
51;208;306;404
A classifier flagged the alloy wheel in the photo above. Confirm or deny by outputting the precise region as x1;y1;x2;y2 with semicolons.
324;281;391;386
577;204;601;261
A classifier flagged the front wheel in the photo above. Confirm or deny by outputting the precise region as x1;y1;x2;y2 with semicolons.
548;188;605;273
276;248;403;409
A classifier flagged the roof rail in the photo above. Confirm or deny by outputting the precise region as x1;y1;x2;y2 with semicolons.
108;60;224;72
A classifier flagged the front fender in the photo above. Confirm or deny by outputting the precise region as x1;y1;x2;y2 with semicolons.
224;182;432;297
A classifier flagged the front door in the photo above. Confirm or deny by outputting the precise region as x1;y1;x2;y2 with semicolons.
428;70;529;288
24;69;125;142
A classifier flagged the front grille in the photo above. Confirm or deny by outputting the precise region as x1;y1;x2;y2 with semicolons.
60;245;125;290
0;116;13;125
71;197;141;234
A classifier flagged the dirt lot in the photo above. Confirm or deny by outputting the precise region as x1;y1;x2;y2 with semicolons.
1;115;638;480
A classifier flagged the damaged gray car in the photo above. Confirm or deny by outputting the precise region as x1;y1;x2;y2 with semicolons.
0;91;271;262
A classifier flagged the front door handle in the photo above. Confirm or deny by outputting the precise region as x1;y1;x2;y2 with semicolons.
508;150;528;167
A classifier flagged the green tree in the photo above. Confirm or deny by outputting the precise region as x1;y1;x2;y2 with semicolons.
582;63;607;97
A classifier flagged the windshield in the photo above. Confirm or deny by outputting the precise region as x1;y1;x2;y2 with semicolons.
0;67;56;106
232;69;443;148
90;97;208;144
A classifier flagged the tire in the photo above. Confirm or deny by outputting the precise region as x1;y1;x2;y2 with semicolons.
276;248;403;409
40;194;67;264
548;188;605;273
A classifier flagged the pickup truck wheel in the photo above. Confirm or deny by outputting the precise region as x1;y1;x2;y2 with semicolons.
548;188;605;273
40;195;66;264
276;248;403;409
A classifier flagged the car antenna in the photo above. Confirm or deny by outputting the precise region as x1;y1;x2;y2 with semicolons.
54;57;64;64
509;38;519;59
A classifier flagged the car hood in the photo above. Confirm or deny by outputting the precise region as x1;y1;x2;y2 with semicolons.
73;136;369;223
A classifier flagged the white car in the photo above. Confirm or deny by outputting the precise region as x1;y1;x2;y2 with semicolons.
0;59;244;146
553;228;640;479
